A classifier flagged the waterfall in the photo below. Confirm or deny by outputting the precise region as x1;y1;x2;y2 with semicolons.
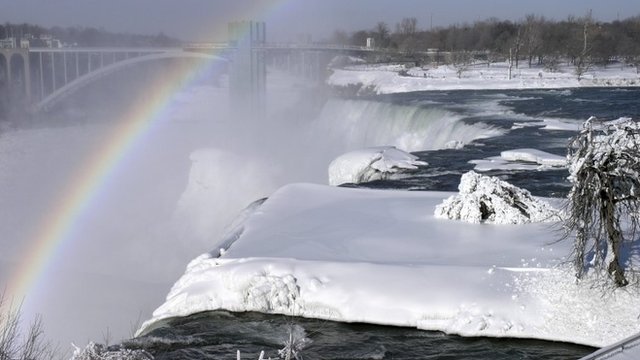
310;98;504;153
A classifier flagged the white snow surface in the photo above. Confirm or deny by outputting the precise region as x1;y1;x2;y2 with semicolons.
329;62;640;94
140;182;640;348
434;171;558;224
328;146;427;186
471;148;567;172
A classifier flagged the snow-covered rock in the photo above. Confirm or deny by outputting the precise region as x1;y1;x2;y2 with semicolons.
435;171;558;224
328;146;427;186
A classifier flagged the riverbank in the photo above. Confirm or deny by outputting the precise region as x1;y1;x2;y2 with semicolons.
328;61;640;94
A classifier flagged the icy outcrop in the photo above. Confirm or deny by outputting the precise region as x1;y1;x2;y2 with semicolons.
435;171;558;224
328;146;427;186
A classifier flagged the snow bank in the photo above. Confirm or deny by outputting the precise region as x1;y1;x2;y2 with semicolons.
328;62;640;94
328;146;427;186
434;171;558;224
471;148;567;172
139;183;640;347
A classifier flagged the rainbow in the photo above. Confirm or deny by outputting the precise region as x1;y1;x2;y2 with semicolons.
4;0;288;311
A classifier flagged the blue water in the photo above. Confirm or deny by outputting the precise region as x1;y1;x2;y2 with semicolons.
361;88;640;197
125;87;640;359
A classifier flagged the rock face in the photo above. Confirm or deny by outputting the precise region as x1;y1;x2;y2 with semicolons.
435;171;558;224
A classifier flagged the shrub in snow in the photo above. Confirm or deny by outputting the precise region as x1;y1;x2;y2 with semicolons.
564;117;640;287
70;342;153;360
435;171;557;224
278;329;307;360
328;146;426;186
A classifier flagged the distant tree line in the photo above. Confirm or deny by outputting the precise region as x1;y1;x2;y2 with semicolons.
0;22;181;47
330;14;640;69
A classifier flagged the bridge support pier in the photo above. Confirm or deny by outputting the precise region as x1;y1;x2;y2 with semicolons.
0;48;31;110
228;21;266;119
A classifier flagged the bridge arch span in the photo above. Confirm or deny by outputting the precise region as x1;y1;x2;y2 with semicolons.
33;51;227;113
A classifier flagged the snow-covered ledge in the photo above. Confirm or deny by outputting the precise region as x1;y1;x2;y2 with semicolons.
138;183;640;347
328;146;427;186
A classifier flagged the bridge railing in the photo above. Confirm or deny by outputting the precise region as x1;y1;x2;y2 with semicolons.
28;47;183;53
184;42;376;52
26;43;377;53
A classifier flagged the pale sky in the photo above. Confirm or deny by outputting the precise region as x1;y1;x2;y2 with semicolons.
0;0;638;42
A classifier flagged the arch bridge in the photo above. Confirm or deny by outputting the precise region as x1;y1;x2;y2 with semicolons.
1;28;376;115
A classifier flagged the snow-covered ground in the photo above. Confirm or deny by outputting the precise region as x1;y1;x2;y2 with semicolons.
139;178;640;348
328;62;640;94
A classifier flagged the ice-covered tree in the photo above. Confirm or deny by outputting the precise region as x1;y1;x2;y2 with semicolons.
574;13;593;81
565;117;640;287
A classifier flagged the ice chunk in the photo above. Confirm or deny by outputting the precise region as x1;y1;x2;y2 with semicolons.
500;148;567;167
328;146;427;186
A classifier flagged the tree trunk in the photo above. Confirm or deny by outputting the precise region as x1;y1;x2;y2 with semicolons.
601;189;628;286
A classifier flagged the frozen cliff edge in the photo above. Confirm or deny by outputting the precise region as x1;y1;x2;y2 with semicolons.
138;183;640;348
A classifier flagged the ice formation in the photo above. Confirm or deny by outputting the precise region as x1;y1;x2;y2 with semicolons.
328;146;427;186
470;148;567;172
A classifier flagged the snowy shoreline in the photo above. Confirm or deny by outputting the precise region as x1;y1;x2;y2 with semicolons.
328;61;640;94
